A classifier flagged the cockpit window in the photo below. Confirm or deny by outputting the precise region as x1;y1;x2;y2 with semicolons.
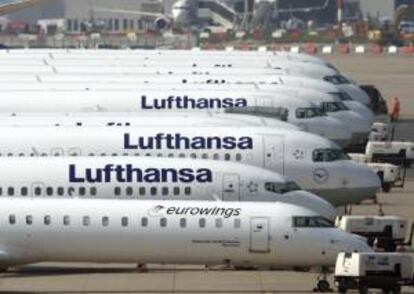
312;148;351;162
329;92;353;101
265;181;301;194
323;75;351;85
296;107;326;119
320;102;349;113
293;216;334;228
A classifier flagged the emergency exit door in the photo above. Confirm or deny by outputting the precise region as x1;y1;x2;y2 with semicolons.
222;173;240;201
250;217;270;253
264;135;285;174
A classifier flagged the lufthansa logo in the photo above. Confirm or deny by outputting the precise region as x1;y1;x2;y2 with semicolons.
313;168;329;184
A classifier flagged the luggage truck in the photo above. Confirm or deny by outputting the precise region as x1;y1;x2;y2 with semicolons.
369;122;394;142
334;252;414;294
336;216;414;252
366;141;414;168
348;153;405;193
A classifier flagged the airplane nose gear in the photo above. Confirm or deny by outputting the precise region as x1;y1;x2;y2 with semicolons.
313;267;333;292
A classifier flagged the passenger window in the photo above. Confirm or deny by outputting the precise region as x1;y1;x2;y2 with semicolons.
34;186;42;196
184;187;191;195
234;219;241;229
7;187;14;196
0;187;2;196
79;187;86;196
121;217;128;227
150;187;157;196
236;153;242;161
157;153;163;157
44;215;51;225
102;216;109;226
173;187;180;195
180;218;186;228
202;153;208;159
63;215;70;226
224;154;231;161
83;216;90;226
21;187;28;196
68;187;75;197
213;153;220;160
139;187;146;196
46;187;53;196
215;218;223;228
162;187;168;196
57;187;64;196
114;187;122;196
26;215;33;225
190;153;197;159
179;153;185;158
90;187;97;196
160;218;167;227
168;153;174;158
199;218;206;228
141;217;148;227
9;214;16;225
126;186;133;196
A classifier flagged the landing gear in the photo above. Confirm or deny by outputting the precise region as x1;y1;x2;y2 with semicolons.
313;267;333;292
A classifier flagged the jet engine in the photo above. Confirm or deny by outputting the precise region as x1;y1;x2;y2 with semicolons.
154;16;171;30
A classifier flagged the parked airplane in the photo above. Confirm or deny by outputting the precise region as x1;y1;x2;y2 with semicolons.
0;112;299;129
0;198;372;274
7;82;367;146
0;73;374;117
0;126;380;206
0;90;352;147
0;157;336;220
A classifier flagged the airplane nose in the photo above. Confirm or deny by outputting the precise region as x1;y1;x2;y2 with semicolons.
339;161;381;204
303;117;352;147
338;85;371;106
328;230;373;256
330;111;371;146
283;191;337;221
344;101;375;125
324;117;353;147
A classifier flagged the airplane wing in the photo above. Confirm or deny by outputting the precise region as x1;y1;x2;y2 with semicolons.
0;0;49;16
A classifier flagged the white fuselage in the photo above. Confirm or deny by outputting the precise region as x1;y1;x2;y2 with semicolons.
0;157;336;219
0;89;352;146
0;112;300;129
0;198;372;268
0;126;380;206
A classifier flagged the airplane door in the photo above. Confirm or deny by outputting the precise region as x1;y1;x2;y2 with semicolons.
222;173;240;201
31;182;45;197
250;217;270;253
51;148;64;156
264;135;285;174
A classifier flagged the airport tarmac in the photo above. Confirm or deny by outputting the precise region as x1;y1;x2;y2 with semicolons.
0;54;413;294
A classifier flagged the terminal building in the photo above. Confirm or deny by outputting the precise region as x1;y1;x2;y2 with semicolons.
2;0;414;33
